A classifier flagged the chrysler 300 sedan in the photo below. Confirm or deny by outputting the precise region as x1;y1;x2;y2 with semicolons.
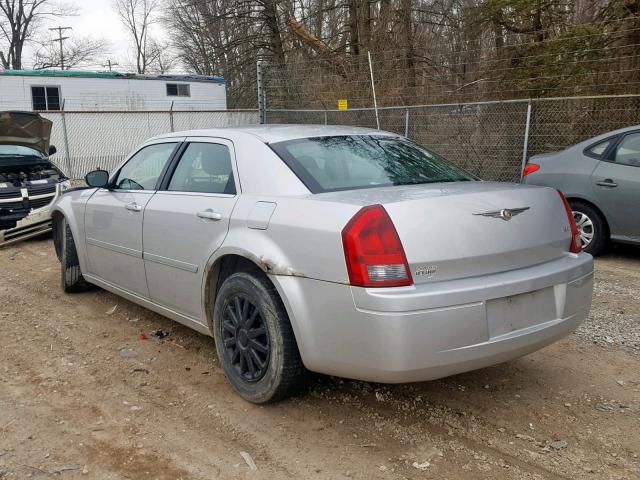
52;125;594;403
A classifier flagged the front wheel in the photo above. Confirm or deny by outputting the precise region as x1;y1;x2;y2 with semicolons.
570;201;608;256
212;271;307;403
60;218;91;293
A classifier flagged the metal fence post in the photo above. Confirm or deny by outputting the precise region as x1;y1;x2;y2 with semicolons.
169;101;175;132
367;51;381;130
520;100;533;181
256;61;267;124
324;110;328;125
60;100;72;177
404;108;410;137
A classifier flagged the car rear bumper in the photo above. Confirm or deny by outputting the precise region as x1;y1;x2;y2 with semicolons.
274;253;593;383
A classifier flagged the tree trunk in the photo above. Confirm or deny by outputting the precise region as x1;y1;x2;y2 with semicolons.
314;0;324;39
493;20;504;53
348;0;360;55
358;0;371;52
263;0;286;65
533;1;544;42
401;0;416;100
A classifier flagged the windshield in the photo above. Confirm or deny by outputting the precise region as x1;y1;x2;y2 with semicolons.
270;135;475;193
0;145;44;157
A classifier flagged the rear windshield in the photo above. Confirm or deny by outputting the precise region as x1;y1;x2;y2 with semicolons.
270;135;474;193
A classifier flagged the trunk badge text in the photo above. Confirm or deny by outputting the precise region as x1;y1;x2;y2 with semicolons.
473;207;530;221
415;265;438;278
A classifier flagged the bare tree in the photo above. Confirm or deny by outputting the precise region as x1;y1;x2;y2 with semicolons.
113;0;160;74
32;35;109;69
148;38;176;73
0;0;76;69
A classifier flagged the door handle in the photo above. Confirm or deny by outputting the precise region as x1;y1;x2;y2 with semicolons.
596;179;618;188
197;209;223;221
125;202;142;212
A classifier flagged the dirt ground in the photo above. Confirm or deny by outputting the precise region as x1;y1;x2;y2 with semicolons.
0;238;638;480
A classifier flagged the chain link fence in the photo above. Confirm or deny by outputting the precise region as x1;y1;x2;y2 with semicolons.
23;94;640;182
40;109;260;178
265;95;640;182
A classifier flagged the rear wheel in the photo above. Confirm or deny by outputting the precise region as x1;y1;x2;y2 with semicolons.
60;218;91;293
212;271;307;403
570;201;607;256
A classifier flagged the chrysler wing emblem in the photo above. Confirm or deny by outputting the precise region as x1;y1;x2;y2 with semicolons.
473;207;530;221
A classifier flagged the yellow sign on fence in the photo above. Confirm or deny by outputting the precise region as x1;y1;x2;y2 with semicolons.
338;99;348;110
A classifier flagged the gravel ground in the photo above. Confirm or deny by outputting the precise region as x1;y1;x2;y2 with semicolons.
575;247;640;353
0;238;638;480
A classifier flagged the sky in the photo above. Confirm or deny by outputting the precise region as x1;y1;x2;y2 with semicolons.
27;0;167;72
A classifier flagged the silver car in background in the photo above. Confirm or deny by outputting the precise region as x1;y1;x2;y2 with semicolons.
523;125;640;255
52;126;593;403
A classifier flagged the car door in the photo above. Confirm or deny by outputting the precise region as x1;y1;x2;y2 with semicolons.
84;140;181;298
142;138;239;320
591;131;640;241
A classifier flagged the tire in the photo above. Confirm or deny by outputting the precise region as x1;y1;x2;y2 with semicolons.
60;218;91;293
570;201;608;256
212;271;307;403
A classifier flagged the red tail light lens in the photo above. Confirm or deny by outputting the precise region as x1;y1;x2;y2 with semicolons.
557;190;582;254
342;205;413;287
523;163;540;176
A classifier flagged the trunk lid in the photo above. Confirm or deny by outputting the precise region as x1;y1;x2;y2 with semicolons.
318;181;571;284
0;111;52;156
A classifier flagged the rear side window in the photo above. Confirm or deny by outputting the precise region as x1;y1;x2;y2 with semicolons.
270;136;474;193
586;139;612;158
168;143;235;194
614;133;640;167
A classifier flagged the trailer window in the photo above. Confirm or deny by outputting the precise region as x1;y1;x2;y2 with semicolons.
31;86;61;111
166;83;190;97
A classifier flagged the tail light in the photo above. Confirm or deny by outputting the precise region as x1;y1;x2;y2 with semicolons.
523;163;540;176
557;190;582;254
342;205;413;287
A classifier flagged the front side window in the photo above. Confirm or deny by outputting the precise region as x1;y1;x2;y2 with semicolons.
31;86;61;111
168;143;235;194
166;83;190;97
271;136;475;193
113;143;177;190
614;133;640;167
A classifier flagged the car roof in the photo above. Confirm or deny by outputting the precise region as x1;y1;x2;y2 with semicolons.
576;124;640;148
150;124;399;144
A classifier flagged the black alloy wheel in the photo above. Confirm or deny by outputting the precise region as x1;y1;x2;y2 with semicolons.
221;294;270;382
213;270;308;403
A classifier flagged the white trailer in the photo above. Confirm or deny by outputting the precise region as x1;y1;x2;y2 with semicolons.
0;70;227;111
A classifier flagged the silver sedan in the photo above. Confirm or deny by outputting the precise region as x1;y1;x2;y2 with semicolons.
52;126;594;403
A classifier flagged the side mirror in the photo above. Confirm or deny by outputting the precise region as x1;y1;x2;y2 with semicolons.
85;169;110;188
48;145;57;156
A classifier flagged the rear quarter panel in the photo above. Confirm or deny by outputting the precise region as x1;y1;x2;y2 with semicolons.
219;195;359;284
525;147;600;202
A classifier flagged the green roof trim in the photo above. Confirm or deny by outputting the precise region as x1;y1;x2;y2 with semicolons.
0;69;225;83
2;69;121;78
